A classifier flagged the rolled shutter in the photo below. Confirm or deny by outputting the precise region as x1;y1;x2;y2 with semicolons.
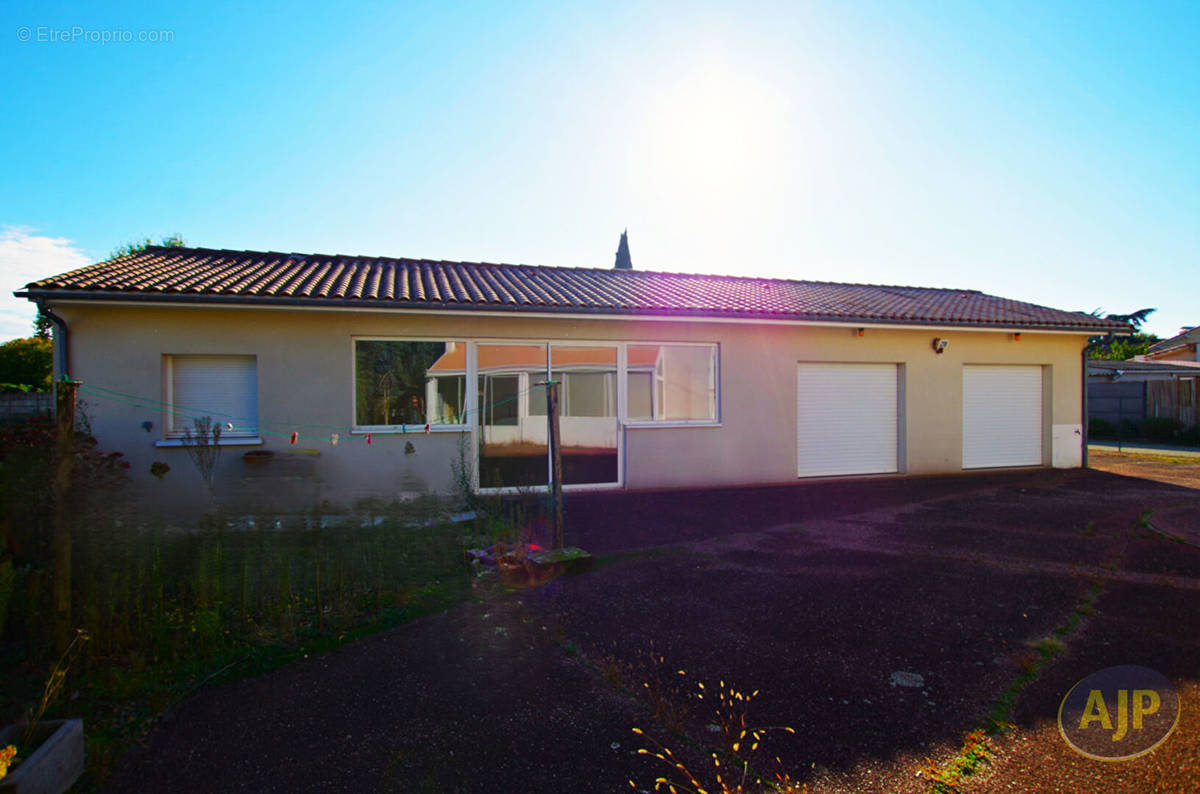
797;363;899;477
169;355;258;436
962;365;1042;468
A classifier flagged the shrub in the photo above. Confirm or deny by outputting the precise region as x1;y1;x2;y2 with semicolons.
0;537;12;642
0;417;130;567
1179;425;1200;446
1141;417;1182;443
1088;418;1115;438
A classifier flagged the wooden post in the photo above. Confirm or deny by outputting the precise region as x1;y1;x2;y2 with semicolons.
53;379;80;654
546;380;565;549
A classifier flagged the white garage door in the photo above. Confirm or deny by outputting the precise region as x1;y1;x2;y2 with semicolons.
962;365;1043;469
797;363;898;477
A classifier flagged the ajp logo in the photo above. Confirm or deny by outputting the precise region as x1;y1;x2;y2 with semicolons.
1058;665;1180;760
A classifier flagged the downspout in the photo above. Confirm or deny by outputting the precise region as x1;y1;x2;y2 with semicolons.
35;299;70;381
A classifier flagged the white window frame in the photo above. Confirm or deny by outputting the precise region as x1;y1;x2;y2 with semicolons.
622;342;721;427
345;337;720;492
472;340;626;492
351;337;472;434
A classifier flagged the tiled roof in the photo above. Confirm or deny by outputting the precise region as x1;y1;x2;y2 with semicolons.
1088;359;1200;376
18;246;1128;332
1146;326;1198;355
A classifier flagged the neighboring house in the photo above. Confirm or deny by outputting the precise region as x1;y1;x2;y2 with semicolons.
1141;326;1200;363
1088;359;1200;430
16;246;1128;514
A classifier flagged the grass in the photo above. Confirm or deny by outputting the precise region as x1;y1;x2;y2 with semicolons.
917;578;1105;792
0;416;566;789
1;505;479;788
916;728;995;794
1090;450;1200;465
1140;509;1200;549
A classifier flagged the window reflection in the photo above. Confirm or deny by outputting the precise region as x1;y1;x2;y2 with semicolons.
627;344;716;422
356;340;465;426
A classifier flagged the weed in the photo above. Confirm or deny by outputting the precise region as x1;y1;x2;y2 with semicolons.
1;627;91;779
450;431;476;512
19;629;89;748
630;672;802;794
917;728;995;793
0;744;14;778
1029;635;1064;659
0;535;12;641
0;486;473;785
180;416;222;496
922;580;1103;791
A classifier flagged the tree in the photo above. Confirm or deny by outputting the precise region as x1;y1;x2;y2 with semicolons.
354;341;444;425
1099;308;1155;329
110;233;186;259
0;336;53;392
1092;334;1160;361
1088;307;1158;360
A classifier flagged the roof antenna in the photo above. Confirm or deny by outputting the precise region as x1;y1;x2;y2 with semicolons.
613;229;632;270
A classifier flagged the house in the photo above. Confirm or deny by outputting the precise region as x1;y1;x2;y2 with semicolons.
1141;326;1200;364
1088;359;1199;432
16;246;1128;514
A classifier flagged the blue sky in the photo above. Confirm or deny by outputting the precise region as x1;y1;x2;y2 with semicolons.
1;0;1196;340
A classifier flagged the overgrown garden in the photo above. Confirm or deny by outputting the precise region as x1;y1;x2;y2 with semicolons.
0;406;521;786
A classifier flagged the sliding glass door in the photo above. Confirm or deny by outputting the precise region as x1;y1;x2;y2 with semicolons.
475;343;619;489
550;345;618;485
477;344;549;489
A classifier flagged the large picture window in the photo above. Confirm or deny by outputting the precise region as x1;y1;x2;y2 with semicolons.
626;344;718;423
354;340;467;428
348;338;719;489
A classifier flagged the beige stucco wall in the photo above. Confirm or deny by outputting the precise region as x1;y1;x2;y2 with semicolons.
52;302;1090;514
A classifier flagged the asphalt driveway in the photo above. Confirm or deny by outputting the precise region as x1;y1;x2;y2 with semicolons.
108;465;1200;793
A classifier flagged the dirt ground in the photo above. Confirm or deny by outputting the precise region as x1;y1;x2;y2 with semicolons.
1088;448;1200;490
107;458;1200;793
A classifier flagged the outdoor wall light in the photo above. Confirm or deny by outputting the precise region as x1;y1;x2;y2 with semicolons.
856;327;865;337
141;420;154;432
1013;332;1022;341
932;338;949;354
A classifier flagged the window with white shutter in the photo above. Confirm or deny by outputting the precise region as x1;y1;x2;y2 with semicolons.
165;355;258;438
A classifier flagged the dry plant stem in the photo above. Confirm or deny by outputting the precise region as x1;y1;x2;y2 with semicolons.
21;628;89;750
181;416;222;495
631;674;801;794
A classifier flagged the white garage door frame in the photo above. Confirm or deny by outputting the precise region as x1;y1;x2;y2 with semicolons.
962;364;1044;469
797;362;902;477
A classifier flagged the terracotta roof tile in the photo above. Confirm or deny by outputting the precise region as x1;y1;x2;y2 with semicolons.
17;246;1129;332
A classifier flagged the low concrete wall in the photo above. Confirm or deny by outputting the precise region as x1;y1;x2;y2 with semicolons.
0;391;52;422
